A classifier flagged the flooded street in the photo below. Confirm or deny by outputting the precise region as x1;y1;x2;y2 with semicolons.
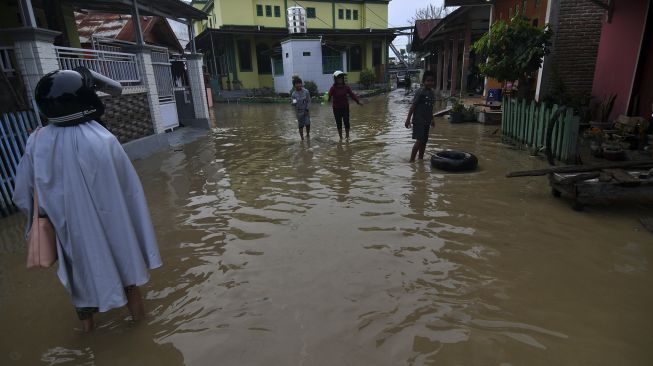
1;90;653;365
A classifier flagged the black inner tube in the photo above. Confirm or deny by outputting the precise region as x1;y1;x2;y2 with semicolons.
437;151;467;160
431;150;478;172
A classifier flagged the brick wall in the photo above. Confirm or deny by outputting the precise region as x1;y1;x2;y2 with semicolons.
542;0;605;99
100;92;154;143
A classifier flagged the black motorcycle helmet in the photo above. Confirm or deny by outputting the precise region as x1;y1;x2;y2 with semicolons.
35;68;105;126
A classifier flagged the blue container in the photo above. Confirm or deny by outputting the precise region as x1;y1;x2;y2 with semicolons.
486;88;502;104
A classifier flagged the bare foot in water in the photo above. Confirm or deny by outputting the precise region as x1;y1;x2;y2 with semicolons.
126;286;145;321
81;318;94;333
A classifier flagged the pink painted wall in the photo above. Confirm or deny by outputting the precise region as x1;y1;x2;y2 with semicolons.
591;0;649;119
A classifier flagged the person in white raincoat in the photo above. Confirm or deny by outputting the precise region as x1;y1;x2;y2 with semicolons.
13;69;162;332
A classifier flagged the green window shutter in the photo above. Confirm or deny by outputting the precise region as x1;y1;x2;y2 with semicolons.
256;4;263;16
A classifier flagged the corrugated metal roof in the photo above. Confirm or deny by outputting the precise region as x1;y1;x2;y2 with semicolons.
76;13;129;43
415;19;441;41
75;12;183;52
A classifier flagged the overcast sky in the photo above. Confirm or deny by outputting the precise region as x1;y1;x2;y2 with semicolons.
388;0;446;51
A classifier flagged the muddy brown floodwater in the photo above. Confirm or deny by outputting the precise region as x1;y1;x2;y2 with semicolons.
1;90;653;365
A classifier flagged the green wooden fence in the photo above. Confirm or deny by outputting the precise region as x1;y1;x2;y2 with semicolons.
502;98;580;164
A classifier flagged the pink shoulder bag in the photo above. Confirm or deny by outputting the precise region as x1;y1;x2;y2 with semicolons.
26;128;57;268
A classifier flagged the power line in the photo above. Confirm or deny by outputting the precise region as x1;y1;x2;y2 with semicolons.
365;4;397;28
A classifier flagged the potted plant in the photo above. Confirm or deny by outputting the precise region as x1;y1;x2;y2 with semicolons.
464;105;477;122
450;98;465;123
589;94;616;130
582;127;605;157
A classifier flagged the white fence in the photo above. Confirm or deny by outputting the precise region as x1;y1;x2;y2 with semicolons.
0;47;16;76
54;46;141;85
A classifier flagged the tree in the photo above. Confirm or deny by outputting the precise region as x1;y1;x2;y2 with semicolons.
408;2;452;23
472;15;553;99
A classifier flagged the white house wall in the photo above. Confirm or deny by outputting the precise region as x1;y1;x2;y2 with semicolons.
273;38;344;94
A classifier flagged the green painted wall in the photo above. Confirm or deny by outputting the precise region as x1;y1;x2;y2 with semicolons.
293;1;334;29
193;0;389;30
252;0;286;28
259;74;274;88
362;2;388;29
334;3;364;30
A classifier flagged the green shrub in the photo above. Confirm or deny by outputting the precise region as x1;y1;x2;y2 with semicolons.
472;15;553;98
360;69;375;89
450;97;465;113
304;80;318;97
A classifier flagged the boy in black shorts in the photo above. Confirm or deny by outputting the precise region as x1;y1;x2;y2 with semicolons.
405;71;436;162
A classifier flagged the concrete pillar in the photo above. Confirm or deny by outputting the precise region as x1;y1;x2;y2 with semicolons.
535;0;558;101
443;41;450;95
436;45;444;92
4;27;60;105
451;34;459;96
185;53;211;129
461;24;472;95
133;48;165;134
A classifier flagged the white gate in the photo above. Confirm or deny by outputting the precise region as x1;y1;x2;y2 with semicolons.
151;50;179;130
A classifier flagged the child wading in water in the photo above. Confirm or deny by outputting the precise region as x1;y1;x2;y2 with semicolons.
291;77;311;140
405;71;436;162
328;71;362;140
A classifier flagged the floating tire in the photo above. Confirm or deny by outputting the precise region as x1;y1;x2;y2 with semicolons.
430;150;478;172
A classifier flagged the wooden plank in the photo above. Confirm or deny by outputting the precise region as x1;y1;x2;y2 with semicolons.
536;102;545;148
575;181;653;204
506;159;653;177
434;107;452;117
561;109;574;162
560;109;571;162
504;98;510;138
528;101;536;146
501;98;507;132
603;169;640;186
519;99;526;144
507;99;516;140
556;172;601;185
551;104;560;160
